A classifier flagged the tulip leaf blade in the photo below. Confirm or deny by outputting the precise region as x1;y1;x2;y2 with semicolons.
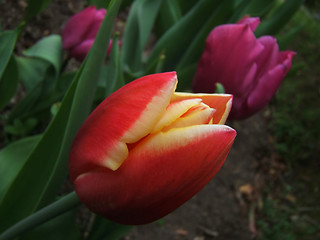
86;216;132;240
0;29;19;111
147;0;223;71
15;56;51;92
23;34;63;77
0;56;19;111
121;0;162;74
0;135;41;204
155;0;182;36
0;0;122;232
87;0;111;8
25;0;52;21
244;0;276;17
255;0;304;37
0;30;18;78
105;34;125;97
176;0;235;73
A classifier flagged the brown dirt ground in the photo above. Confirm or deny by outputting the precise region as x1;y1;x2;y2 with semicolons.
0;1;277;239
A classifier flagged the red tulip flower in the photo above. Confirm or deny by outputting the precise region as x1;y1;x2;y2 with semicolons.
62;6;112;61
69;72;236;225
193;16;295;120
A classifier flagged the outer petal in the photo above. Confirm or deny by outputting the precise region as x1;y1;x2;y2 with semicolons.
69;39;94;61
192;24;264;95
236;15;260;31
73;125;236;225
62;6;98;50
255;36;281;79
247;51;295;113
84;8;106;39
69;72;177;178
171;93;233;124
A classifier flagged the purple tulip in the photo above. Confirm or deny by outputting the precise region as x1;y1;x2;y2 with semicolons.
192;16;295;120
62;6;112;61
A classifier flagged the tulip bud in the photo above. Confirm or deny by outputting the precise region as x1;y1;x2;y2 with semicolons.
62;6;112;61
193;16;295;120
69;72;236;225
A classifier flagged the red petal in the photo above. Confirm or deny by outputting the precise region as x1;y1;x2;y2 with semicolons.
69;72;177;179
73;125;236;225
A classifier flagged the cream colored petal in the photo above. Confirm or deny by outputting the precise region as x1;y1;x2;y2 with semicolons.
151;98;202;133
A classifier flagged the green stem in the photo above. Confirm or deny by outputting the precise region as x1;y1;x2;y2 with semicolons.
0;191;80;240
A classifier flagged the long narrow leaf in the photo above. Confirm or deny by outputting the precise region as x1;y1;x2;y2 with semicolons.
147;0;223;71
105;34;125;97
155;0;182;36
177;0;235;73
25;0;52;22
0;0;122;231
86;216;132;240
0;30;18;79
0;56;19;111
255;0;304;37
0;135;41;203
121;0;162;73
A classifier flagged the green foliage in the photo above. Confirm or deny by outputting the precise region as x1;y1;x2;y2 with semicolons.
25;0;52;21
269;9;320;163
261;6;320;240
0;30;19;111
258;198;296;240
86;216;132;240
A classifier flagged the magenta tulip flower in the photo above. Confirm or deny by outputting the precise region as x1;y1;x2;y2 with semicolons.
69;72;236;225
193;16;295;120
62;6;112;61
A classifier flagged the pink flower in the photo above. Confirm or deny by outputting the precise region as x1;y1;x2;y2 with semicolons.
69;72;236;225
62;6;112;61
193;16;295;120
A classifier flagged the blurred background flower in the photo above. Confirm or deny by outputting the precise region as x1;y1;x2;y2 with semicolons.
62;6;112;61
192;16;295;120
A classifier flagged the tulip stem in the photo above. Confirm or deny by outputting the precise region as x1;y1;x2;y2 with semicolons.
0;191;80;240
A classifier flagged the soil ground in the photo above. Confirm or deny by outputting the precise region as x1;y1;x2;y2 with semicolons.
0;0;284;239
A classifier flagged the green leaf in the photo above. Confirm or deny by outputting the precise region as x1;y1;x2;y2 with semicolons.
177;0;198;14
0;30;18;79
105;34;125;97
0;0;122;232
23;35;63;77
147;0;223;71
4;118;38;139
0;55;19;111
121;0;162;73
177;0;235;72
245;0;276;17
277;24;304;49
25;0;52;22
7;66;56;121
86;216;132;240
155;0;182;36
16;56;51;92
176;63;197;91
0;135;41;204
255;0;304;37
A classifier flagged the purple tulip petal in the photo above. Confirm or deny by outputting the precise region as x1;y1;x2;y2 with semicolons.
236;15;260;31
62;6;98;50
193;16;295;120
69;39;94;61
193;24;264;96
247;50;295;113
